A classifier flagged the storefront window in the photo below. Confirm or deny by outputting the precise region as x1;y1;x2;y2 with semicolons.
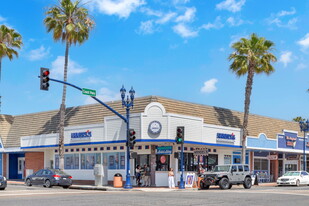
64;154;79;169
254;158;268;171
81;153;97;169
55;155;59;169
156;155;170;171
106;152;125;170
178;153;195;171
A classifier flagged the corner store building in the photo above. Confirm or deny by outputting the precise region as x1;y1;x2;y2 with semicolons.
0;96;306;186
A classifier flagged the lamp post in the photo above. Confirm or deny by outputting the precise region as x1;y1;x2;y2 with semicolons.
299;119;309;172
120;85;135;189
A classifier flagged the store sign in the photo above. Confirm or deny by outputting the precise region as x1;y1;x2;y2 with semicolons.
71;130;92;140
285;136;297;148
286;155;298;160
267;155;278;160
216;133;235;142
148;121;162;135
278;131;309;151
156;146;172;155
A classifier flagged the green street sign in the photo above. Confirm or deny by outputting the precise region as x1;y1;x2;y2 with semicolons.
82;88;96;97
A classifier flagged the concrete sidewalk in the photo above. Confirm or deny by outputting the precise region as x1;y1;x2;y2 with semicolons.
7;180;277;192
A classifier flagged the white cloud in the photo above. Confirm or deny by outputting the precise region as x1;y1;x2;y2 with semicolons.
92;0;145;18
84;87;120;104
173;23;198;38
50;56;87;79
156;12;177;24
0;15;6;22
279;51;292;67
86;77;108;85
140;7;162;17
266;8;298;30
200;79;218;93
277;7;296;17
200;16;224;30
28;46;50;61
297;33;309;49
175;7;196;23
137;20;155;34
226;17;244;27
216;0;246;13
296;63;307;71
173;0;190;4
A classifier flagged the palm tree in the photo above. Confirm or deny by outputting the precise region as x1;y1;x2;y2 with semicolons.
44;0;94;170
0;24;23;112
293;117;305;122
229;33;277;164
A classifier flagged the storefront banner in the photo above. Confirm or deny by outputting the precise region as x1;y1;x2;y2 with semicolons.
193;148;208;155
278;131;309;151
156;146;173;155
71;130;92;140
216;133;235;143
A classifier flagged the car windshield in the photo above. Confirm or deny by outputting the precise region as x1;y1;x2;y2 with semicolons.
51;169;69;175
213;165;230;172
283;172;300;176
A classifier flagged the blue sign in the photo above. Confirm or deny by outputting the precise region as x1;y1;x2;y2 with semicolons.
278;131;309;151
216;133;236;142
71;130;92;140
156;146;173;155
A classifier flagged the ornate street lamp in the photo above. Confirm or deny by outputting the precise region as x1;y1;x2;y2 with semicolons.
120;85;135;189
299;119;309;171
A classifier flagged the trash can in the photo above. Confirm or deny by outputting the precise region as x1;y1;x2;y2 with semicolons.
113;173;123;188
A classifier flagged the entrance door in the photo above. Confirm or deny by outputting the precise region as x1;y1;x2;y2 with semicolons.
18;157;25;179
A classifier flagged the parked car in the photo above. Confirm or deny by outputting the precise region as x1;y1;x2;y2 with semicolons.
25;169;72;188
277;171;309;186
0;175;7;190
199;164;252;190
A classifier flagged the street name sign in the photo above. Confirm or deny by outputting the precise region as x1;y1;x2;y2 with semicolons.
82;88;96;97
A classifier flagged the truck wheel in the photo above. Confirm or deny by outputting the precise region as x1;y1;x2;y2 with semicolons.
200;182;210;190
243;177;252;189
219;177;230;190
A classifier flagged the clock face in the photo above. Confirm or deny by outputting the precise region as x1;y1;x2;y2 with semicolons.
149;121;162;134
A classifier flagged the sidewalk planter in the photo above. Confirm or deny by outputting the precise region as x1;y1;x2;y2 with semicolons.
113;173;123;188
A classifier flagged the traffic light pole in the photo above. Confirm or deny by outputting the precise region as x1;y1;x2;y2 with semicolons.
44;77;133;188
179;143;185;189
124;107;132;189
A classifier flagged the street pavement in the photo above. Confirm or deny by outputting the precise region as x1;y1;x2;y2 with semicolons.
1;183;309;206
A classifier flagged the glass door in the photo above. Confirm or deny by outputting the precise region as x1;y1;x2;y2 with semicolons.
18;157;25;179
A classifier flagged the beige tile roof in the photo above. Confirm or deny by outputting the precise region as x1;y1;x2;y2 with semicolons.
0;96;301;148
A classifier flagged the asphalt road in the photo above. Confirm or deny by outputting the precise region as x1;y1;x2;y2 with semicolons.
1;185;309;206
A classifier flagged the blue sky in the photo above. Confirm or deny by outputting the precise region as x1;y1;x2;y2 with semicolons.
1;0;309;121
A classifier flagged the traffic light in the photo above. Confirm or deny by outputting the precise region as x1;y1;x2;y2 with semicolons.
175;126;184;144
127;129;136;147
40;67;50;91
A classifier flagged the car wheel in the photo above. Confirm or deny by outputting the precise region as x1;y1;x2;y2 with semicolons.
296;180;300;187
63;186;70;189
219;177;230;190
243;177;252;189
200;182;210;190
228;184;233;189
45;179;52;188
26;179;32;187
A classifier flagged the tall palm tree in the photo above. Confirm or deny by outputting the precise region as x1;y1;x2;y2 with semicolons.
229;33;277;164
0;24;23;112
44;0;94;170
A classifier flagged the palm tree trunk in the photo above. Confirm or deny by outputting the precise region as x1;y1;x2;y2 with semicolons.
242;65;254;164
59;41;70;170
0;58;2;113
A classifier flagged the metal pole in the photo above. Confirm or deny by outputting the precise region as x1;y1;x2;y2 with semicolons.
124;107;132;189
179;143;185;189
304;131;306;171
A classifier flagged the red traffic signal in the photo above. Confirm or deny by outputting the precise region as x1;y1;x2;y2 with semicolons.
40;67;50;91
127;129;136;147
